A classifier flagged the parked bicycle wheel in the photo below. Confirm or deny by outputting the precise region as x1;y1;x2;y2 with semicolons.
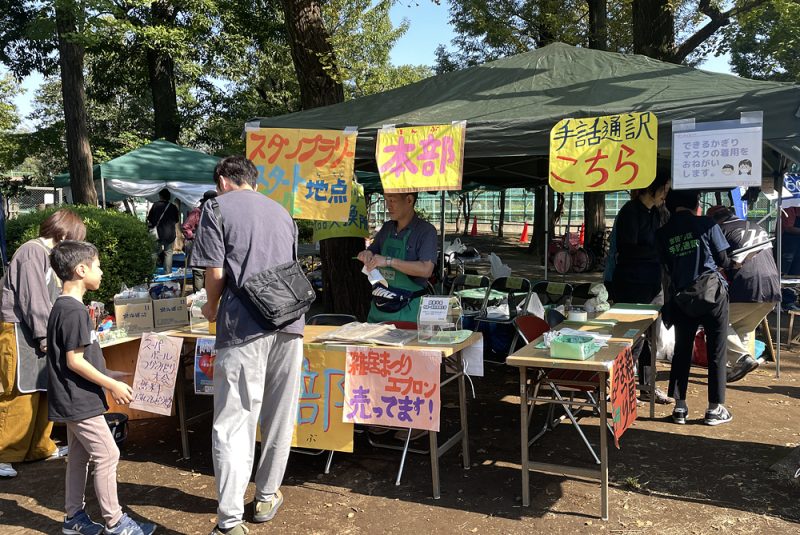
553;248;572;274
572;247;590;273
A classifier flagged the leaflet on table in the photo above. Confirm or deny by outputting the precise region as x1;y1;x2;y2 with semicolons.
312;322;418;346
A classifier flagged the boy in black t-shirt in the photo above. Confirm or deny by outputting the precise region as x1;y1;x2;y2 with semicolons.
47;241;157;535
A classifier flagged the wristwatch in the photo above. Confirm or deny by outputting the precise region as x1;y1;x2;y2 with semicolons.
386;256;393;267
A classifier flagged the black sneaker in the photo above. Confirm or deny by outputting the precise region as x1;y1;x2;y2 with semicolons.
704;405;733;426
672;407;687;425
727;355;759;383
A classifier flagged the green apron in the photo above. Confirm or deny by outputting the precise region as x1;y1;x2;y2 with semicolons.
367;229;425;323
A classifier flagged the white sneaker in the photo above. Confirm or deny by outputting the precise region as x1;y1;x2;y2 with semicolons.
50;445;69;459
0;462;17;477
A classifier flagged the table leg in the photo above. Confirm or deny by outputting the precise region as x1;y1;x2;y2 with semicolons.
458;353;470;469
520;366;530;507
760;316;775;362
175;374;190;460
599;372;609;521
430;426;440;499
649;323;656;419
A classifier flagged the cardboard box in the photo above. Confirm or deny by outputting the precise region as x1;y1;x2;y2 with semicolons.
152;296;189;329
114;297;154;334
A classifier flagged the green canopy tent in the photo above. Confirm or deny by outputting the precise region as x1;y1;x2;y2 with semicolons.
254;42;800;188
54;140;220;207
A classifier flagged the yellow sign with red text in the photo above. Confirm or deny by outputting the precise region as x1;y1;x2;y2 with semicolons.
376;122;466;193
246;127;357;221
548;112;658;193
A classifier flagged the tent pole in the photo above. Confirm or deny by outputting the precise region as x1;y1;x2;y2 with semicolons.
440;191;446;293
100;177;106;208
544;185;549;280
776;174;783;378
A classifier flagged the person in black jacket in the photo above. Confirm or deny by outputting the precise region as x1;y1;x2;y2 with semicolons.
708;206;779;382
612;172;672;405
657;190;737;426
146;188;180;274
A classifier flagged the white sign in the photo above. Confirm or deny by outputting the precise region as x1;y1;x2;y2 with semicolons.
418;296;451;323
672;117;762;190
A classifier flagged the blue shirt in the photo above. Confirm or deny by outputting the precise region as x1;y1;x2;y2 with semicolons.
368;214;438;287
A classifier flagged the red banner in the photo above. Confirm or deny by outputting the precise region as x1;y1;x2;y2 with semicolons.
610;346;637;448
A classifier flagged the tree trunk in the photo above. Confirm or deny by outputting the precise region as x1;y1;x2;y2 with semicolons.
585;0;608;251
529;185;555;261
462;192;470;236
320;238;371;320
147;1;180;142
280;0;366;316
498;189;506;238
632;0;675;61
55;0;95;206
280;0;344;109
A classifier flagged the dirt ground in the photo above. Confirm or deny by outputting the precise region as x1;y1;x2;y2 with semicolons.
2;236;799;534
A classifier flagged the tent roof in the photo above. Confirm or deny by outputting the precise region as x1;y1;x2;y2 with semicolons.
255;42;800;188
54;140;220;187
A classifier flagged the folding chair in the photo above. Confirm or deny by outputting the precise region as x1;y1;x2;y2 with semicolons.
513;315;551;352
449;274;491;318
532;281;573;328
474;277;532;358
307;314;357;326
293;314;357;474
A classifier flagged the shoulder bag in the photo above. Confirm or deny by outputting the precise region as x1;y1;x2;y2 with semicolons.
210;199;315;330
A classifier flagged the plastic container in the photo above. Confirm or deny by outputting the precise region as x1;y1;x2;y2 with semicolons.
549;334;599;360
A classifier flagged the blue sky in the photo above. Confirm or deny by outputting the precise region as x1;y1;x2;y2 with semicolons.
8;1;733;128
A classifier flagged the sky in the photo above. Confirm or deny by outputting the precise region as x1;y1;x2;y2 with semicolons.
7;1;734;129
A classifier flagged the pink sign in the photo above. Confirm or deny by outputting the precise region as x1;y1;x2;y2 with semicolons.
344;347;441;432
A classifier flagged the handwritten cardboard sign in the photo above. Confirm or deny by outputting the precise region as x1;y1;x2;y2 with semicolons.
245;127;356;221
549;112;658;193
610;345;637;448
344;346;441;432
130;333;183;416
292;347;354;452
376;122;466;193
193;337;216;395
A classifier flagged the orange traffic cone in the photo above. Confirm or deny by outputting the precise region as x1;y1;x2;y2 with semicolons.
470;216;478;237
519;221;529;243
579;223;585;246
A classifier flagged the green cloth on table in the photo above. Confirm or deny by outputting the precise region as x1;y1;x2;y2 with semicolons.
455;288;506;301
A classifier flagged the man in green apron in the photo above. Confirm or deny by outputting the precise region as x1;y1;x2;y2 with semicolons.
358;192;438;323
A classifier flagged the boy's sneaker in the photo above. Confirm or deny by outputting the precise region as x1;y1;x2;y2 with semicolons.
104;513;156;535
210;523;249;535
672;407;688;425
0;462;17;477
253;489;283;523
63;510;104;535
50;445;69;459
727;355;759;383
704;405;733;426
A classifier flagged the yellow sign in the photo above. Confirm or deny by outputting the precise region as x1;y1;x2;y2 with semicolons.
246;127;357;221
548;112;658;193
376;122;466;193
313;181;369;242
291;347;354;452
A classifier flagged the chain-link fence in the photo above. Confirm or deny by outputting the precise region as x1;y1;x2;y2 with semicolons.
5;186;64;219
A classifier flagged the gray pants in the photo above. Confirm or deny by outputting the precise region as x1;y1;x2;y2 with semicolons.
65;415;123;527
212;332;303;529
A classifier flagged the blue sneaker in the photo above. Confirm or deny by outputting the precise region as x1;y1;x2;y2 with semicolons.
104;513;156;535
62;510;103;535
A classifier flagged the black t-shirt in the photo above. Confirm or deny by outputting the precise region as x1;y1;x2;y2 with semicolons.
656;212;731;293
47;296;109;422
147;200;180;244
613;199;662;285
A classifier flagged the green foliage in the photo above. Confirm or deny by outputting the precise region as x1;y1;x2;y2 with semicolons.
723;0;800;82
6;206;155;306
296;219;314;244
0;73;24;171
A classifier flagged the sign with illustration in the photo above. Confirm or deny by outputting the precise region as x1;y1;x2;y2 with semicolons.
610;345;637;448
343;346;441;432
376;122;466;193
130;333;184;416
672;113;762;190
193;337;216;395
292;347;354;452
549;112;658;193
245;127;357;221
312;181;369;242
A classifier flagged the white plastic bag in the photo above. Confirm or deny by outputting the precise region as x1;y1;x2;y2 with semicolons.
657;321;675;362
489;253;512;279
524;292;546;319
584;282;611;313
444;238;467;255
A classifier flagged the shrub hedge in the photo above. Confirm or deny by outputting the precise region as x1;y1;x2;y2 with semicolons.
6;206;155;307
